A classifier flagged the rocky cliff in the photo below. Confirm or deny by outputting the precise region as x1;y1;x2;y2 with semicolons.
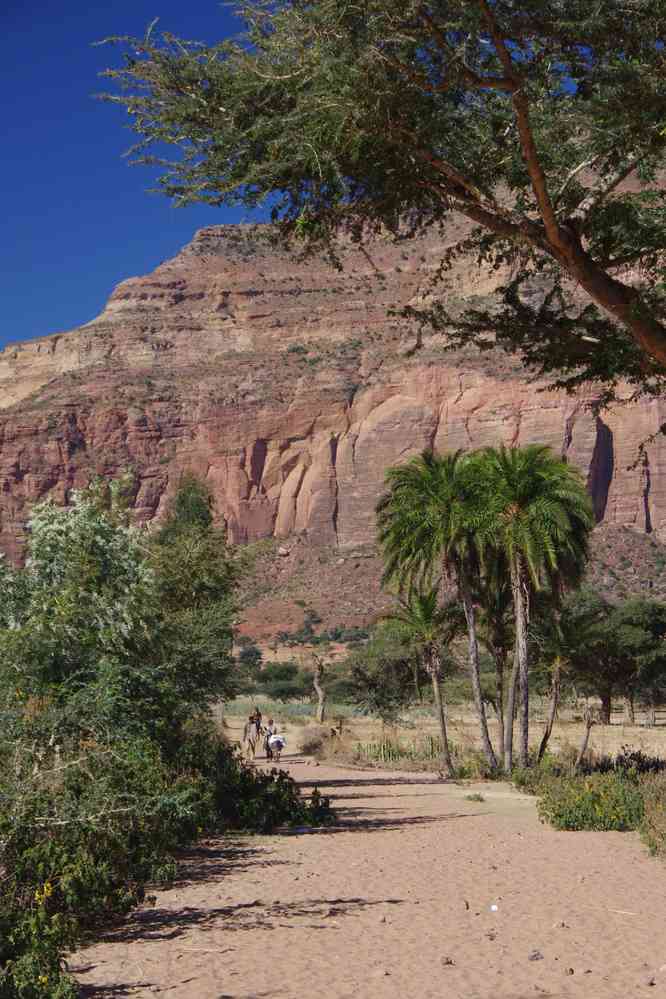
1;223;665;566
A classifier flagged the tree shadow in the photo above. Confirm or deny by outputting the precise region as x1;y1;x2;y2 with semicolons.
280;811;478;834
297;775;456;788
90;895;407;946
168;842;290;888
77;984;154;998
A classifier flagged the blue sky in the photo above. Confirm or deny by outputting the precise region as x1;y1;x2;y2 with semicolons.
1;2;263;350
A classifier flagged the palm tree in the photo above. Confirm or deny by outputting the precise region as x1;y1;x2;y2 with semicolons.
385;586;463;776
377;450;498;770
476;445;593;770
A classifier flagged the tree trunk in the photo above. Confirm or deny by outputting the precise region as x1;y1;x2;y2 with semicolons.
504;641;520;772
537;657;562;763
624;693;635;726
312;657;326;724
557;227;666;369
459;572;497;770
575;707;597;771
510;557;530;768
492;647;506;769
599;689;612;725
413;662;423;703
428;649;454;776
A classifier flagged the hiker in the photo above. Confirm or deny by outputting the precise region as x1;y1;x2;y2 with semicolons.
242;713;260;760
264;718;277;760
268;732;286;763
253;706;263;737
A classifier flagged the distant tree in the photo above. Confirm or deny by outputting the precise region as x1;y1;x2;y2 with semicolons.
311;653;327;723
562;591;666;724
348;624;427;725
383;586;463;775
103;2;666;395
254;661;311;702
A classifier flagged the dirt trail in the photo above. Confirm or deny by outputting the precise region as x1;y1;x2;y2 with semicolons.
73;758;666;999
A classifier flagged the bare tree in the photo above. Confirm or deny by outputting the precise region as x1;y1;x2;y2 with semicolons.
312;654;327;724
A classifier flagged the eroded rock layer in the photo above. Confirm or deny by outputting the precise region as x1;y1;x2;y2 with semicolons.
1;224;664;562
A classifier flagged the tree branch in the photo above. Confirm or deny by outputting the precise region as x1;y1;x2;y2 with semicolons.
417;7;513;91
573;153;647;220
554;155;601;205
478;0;561;247
416;178;548;250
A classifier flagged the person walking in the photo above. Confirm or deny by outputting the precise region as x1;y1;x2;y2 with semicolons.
264;718;277;760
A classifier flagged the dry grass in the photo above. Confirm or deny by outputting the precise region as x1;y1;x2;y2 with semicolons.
222;700;666;767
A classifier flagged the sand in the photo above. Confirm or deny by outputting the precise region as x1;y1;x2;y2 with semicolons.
72;757;666;999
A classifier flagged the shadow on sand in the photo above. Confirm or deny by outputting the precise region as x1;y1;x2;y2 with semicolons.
74;769;476;996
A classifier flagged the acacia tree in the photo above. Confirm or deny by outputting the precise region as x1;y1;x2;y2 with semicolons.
377;450;498;769
102;2;666;394
561;590;666;724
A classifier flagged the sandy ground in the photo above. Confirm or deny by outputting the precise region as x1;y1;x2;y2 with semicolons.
72;757;666;999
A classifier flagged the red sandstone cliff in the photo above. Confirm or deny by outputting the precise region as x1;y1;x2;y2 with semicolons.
1;224;664;565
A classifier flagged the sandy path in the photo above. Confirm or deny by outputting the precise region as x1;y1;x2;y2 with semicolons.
72;757;666;999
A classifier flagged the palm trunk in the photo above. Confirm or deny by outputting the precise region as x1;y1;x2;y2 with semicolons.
504;646;520;772
537;656;562;763
427;648;454;776
624;693;635;726
510;556;530;768
459;572;497;770
491;645;506;769
413;662;423;703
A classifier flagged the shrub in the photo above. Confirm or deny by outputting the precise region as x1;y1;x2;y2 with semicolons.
0;485;333;997
639;773;666;856
299;726;329;757
536;773;644;831
0;721;332;997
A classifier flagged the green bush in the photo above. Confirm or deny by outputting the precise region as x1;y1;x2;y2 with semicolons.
536;773;644;831
0;736;206;999
0;484;333;998
639;773;666;856
0;722;332;998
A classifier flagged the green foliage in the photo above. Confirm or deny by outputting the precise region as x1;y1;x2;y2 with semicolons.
0;482;332;995
156;473;213;544
254;662;312;702
473;445;593;594
555;589;666;714
101;2;666;391
151;525;237;615
235;639;264;693
536;773;645;831
347;623;427;724
639;773;666;856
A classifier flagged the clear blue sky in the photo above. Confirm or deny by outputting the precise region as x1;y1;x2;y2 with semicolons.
1;2;262;350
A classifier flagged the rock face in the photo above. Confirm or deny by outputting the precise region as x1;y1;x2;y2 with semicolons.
1;223;665;562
